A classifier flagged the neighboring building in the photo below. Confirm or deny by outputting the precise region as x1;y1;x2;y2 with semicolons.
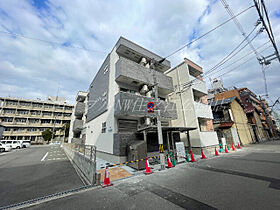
0;96;74;143
84;37;182;163
68;91;88;144
208;78;227;100
260;98;278;138
0;125;4;140
210;97;253;146
166;58;219;154
238;88;269;142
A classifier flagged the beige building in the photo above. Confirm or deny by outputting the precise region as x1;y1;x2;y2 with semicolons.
0;96;73;143
166;58;219;154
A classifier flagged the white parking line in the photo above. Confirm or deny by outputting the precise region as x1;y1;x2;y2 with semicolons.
41;152;49;161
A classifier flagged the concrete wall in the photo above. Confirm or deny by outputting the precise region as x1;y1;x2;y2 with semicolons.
74;102;85;117
63;145;96;185
116;56;173;93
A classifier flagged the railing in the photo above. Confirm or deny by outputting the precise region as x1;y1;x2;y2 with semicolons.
65;143;96;162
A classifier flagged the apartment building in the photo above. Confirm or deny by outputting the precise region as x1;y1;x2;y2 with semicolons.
68;91;88;144
83;37;182;163
260;98;278;138
210;97;253;146
166;58;219;154
0;96;73;142
0;125;4;140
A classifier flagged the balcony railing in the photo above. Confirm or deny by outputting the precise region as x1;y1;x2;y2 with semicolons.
115;57;174;94
193;101;213;119
114;92;177;120
189;75;207;94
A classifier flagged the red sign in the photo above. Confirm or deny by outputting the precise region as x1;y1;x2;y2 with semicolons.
147;102;155;110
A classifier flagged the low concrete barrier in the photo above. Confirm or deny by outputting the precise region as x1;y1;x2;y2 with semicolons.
63;144;96;185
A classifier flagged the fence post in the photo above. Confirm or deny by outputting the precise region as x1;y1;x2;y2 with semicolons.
90;146;93;160
84;144;86;156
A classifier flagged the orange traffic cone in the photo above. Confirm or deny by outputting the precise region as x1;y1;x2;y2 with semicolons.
215;147;219;156
237;142;242;149
145;157;153;175
190;150;196;162
225;145;229;153
231;144;236;151
102;166;113;188
201;148;207;159
167;154;174;168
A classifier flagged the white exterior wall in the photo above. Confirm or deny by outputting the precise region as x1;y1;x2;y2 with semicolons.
167;62;219;148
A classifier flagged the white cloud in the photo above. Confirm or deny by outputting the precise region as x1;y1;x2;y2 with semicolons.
0;0;279;105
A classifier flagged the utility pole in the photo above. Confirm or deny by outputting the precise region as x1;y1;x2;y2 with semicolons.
151;59;165;170
254;0;280;64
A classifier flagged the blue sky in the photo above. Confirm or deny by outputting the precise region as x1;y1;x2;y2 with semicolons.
0;0;279;110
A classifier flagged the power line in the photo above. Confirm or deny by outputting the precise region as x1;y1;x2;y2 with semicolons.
180;42;272;91
212;45;272;79
208;42;271;77
220;0;260;57
0;30;107;54
159;5;254;62
254;0;280;63
203;25;260;77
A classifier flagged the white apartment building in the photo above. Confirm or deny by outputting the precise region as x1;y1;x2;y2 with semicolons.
166;58;219;154
80;37;189;163
0;96;73;142
68;91;88;144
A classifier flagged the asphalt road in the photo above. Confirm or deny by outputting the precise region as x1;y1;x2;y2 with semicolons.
25;141;280;210
0;145;84;208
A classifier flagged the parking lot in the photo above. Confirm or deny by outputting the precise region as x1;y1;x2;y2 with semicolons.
0;144;85;208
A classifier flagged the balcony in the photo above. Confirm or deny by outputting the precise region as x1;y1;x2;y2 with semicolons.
115;57;174;95
73;119;83;133
199;131;219;147
193;102;213;119
74;102;85;117
114;92;177;120
189;75;207;94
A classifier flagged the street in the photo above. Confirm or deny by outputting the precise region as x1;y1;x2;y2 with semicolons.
22;141;280;210
0;145;84;208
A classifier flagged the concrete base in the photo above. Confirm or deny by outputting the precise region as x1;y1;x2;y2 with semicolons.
191;145;219;157
96;150;127;164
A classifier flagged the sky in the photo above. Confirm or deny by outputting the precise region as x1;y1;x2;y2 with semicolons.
0;0;279;109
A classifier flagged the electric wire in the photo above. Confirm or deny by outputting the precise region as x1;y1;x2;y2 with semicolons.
203;25;259;77
0;30;106;54
160;5;255;61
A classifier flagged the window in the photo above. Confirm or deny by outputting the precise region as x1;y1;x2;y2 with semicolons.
54;120;61;124
18;110;29;115
55;105;63;110
101;122;106;133
6;100;18;106
120;88;129;92
43;112;52;116
41;119;51;124
4;109;16;114
4;128;11;131
2;117;13;122
64;113;71;117
54;112;62;117
19;101;31;106
44;104;53;109
27;128;37;132
198;118;207;132
29;119;39;124
30;111;41;115
16;118;27;123
32;103;42;108
65;106;72;110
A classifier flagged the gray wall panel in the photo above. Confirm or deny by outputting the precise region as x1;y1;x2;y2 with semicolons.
87;55;110;122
